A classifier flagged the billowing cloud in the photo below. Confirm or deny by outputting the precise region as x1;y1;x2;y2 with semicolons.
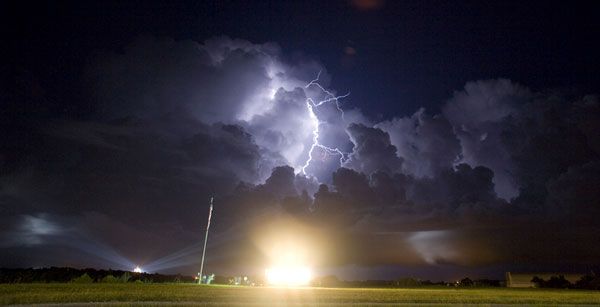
442;79;531;200
2;35;600;278
87;35;274;123
377;108;460;178
86;35;352;178
344;123;403;175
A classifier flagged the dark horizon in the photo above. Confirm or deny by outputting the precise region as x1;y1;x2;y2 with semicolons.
0;266;582;285
3;0;600;281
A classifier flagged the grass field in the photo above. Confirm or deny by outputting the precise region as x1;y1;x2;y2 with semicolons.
2;284;600;306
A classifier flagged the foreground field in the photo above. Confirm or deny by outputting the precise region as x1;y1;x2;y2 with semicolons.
2;283;600;306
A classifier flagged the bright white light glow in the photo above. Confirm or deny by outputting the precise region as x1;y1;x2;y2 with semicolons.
133;266;143;273
265;266;312;286
269;88;277;99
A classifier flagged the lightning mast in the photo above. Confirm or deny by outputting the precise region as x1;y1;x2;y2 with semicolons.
198;196;213;284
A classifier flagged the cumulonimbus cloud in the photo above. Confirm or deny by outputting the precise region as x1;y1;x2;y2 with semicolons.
2;35;600;274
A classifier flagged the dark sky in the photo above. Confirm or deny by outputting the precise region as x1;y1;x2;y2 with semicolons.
10;0;599;118
2;0;600;280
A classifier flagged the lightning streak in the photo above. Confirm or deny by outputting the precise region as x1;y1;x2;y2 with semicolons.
301;71;350;175
305;71;350;114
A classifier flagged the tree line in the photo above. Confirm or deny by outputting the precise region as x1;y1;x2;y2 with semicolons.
532;274;600;290
311;276;502;288
3;267;598;289
0;267;194;283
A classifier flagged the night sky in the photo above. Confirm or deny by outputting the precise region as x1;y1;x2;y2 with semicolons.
2;0;600;280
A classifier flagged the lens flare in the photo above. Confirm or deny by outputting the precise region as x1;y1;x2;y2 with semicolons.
133;266;143;273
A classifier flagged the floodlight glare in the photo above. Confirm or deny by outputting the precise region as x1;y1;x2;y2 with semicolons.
265;266;312;286
133;266;143;273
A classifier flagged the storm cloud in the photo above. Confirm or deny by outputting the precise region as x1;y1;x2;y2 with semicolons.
2;35;600;278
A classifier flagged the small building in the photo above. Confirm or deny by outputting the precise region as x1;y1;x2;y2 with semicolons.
505;272;584;287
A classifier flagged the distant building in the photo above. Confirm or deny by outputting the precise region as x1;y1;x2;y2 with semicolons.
505;272;583;287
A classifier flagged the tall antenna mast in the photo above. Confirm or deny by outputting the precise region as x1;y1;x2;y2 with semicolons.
198;196;213;284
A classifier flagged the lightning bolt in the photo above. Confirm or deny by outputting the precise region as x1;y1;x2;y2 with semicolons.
301;71;350;175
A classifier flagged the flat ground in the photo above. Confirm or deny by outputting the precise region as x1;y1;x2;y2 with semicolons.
2;284;600;306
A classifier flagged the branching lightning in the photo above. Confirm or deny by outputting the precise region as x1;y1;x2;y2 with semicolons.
305;71;350;116
301;71;350;175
